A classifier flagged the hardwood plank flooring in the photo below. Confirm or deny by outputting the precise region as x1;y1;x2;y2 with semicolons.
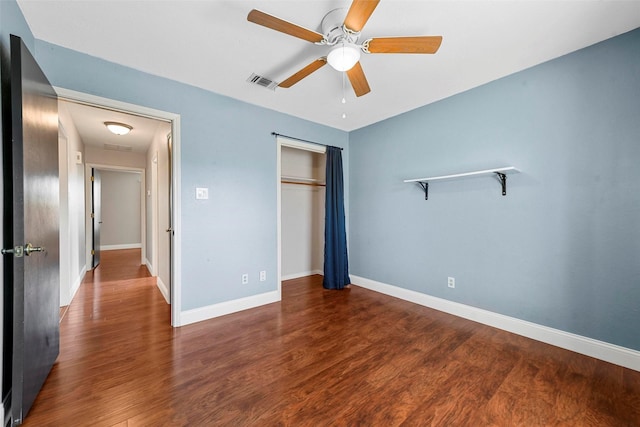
23;250;640;426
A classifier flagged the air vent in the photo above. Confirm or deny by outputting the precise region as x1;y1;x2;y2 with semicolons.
247;73;278;90
104;143;133;152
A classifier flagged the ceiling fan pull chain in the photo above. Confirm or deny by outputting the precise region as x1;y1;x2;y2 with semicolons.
341;72;347;119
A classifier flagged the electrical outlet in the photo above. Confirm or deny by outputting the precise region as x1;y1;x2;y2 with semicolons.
448;277;455;288
260;271;266;282
242;273;249;285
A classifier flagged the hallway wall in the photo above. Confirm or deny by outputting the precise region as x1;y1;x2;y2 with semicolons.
58;101;86;306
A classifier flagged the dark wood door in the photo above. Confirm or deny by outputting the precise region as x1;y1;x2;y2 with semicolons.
5;34;60;425
91;168;101;268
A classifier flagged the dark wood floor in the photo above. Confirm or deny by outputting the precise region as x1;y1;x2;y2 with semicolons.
24;249;640;426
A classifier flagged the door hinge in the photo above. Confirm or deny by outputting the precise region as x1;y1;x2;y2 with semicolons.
91;213;95;219
91;176;94;182
91;250;95;255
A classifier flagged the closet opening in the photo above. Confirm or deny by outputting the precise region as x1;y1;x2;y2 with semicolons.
277;137;326;294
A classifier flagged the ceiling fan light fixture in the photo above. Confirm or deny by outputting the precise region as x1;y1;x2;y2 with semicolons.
327;42;361;71
104;121;133;136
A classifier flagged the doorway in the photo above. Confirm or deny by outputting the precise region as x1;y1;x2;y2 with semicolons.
277;136;326;295
85;165;145;267
55;88;182;326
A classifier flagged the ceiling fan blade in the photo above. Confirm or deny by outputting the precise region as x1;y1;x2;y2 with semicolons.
344;0;380;32
247;9;325;43
366;36;443;54
346;62;371;97
279;58;327;88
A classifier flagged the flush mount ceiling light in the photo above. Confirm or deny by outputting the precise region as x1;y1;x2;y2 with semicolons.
104;121;133;136
327;42;361;71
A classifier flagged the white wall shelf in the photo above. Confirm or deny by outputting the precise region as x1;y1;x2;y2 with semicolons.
404;167;520;200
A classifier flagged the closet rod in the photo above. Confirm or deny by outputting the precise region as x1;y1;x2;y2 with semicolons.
281;180;326;187
271;132;343;151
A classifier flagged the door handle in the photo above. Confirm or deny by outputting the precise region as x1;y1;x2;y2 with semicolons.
2;246;24;257
24;243;45;256
1;243;44;257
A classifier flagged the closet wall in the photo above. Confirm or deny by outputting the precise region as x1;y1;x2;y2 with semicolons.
281;146;326;280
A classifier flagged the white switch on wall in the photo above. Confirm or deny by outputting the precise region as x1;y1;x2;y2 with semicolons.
196;187;209;200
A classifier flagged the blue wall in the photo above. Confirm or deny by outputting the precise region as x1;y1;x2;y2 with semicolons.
349;28;640;351
32;41;348;311
0;0;33;49
1;0;36;169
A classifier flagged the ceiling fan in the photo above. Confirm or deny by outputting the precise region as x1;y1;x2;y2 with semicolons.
247;0;442;97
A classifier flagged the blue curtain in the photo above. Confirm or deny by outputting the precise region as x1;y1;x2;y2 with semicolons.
323;146;350;290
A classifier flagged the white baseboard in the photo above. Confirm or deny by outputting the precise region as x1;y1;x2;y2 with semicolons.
145;258;155;276
70;265;87;302
351;275;640;372
281;270;323;281
156;276;170;304
100;243;142;251
180;290;280;326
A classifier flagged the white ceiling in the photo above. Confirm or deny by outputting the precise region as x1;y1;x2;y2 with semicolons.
59;100;169;153
18;1;640;132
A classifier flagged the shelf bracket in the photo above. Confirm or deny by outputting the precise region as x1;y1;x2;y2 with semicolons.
496;172;507;196
418;182;429;200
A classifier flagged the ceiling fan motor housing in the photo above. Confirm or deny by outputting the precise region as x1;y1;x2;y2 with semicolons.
321;8;359;45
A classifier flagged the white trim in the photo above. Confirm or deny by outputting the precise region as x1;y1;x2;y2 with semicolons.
54;87;182;327
150;151;158;277
281;270;323;281
170;119;182;326
101;243;142;251
276;138;283;302
278;136;327;153
54;87;175;122
156;276;170;304
180;291;280;326
351;275;640;372
70;265;87;303
145;258;153;275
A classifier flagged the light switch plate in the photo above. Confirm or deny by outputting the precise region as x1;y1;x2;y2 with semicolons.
196;187;209;200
